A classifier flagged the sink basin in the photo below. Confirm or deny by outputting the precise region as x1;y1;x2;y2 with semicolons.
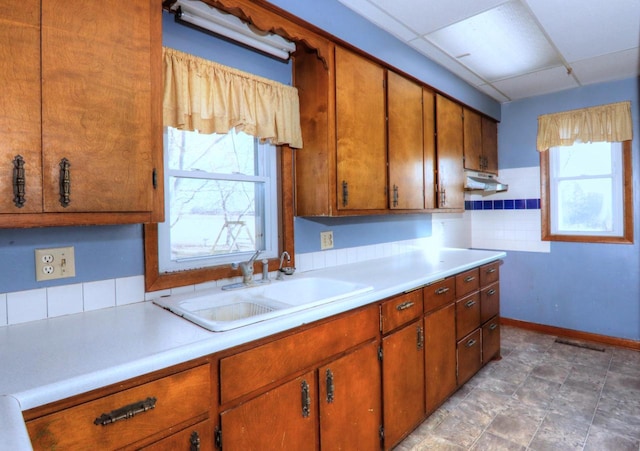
153;277;373;332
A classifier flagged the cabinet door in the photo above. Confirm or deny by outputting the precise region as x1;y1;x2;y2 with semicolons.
319;340;381;451
457;329;482;386
0;0;42;214
481;116;498;174
388;71;424;210
482;316;501;363
382;321;425;449
463;108;483;172
435;95;464;209
424;302;457;414
41;1;154;213
220;371;317;451
335;47;386;210
142;419;214;451
423;88;436;209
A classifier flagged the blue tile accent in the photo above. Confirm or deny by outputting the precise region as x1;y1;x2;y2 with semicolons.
526;198;538;209
483;200;493;210
515;199;526;209
466;198;540;211
493;200;504;210
473;200;483;210
504;199;514;210
465;200;473;210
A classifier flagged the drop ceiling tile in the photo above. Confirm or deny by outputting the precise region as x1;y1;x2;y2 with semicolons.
491;65;579;100
525;0;640;61
570;48;640;85
364;0;510;35
425;1;561;81
337;0;419;42
408;37;487;86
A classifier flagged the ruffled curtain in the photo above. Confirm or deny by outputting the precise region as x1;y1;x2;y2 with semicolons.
163;47;303;148
536;101;632;151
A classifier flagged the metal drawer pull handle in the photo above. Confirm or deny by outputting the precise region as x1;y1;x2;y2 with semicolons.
466;338;477;348
464;275;476;283
465;300;476;308
13;155;26;208
326;369;335;403
396;301;415;311
487;289;496;296
301;380;311;418
94;396;157;426
417;326;424;350
59;158;71;207
486;268;496;274
489;323;498;331
342;180;348;207
190;431;200;451
435;287;449;295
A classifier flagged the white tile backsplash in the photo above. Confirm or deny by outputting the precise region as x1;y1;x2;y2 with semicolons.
115;276;145;306
83;279;116;311
47;284;83;318
7;288;47;325
0;294;6;326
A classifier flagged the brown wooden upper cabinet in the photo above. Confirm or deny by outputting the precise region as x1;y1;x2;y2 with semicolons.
335;46;387;211
387;71;424;210
0;0;162;228
463;108;499;174
435;95;465;210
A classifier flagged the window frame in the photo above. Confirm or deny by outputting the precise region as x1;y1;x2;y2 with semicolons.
540;140;633;244
144;146;295;292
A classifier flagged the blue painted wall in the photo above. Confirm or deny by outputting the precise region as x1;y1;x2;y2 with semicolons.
498;77;640;340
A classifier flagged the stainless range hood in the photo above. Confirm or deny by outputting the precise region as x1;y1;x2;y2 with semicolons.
464;170;508;193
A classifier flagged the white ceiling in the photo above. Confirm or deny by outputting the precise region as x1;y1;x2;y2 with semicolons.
336;0;640;103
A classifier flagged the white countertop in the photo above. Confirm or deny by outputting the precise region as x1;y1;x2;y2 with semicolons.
0;247;505;449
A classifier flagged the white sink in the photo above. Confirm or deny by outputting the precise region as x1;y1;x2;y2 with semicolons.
153;277;373;332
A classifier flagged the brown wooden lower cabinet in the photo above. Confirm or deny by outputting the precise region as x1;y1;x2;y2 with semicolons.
457;329;482;386
142;418;214;450
382;318;425;448
482;315;501;363
25;363;211;450
424;301;457;415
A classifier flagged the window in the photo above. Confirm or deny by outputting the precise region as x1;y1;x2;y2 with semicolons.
541;140;633;243
158;127;279;273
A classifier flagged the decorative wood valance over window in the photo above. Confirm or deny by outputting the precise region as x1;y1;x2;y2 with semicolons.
536;101;632;151
162;47;303;148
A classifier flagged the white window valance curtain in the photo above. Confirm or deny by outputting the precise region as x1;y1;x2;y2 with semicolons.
163;47;303;148
536;101;632;151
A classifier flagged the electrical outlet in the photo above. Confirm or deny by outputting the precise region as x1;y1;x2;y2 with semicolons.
35;246;76;282
320;231;334;250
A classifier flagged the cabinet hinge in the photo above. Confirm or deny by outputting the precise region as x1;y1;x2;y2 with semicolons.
378;346;383;361
379;425;385;443
214;425;222;449
152;168;158;190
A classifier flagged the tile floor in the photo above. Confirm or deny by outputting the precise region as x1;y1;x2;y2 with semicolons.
396;325;640;451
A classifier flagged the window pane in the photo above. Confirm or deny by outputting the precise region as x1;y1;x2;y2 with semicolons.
555;142;612;177
557;178;612;232
169;177;264;261
167;128;257;175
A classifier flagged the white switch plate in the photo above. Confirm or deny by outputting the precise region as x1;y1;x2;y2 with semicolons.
35;246;76;282
320;231;334;250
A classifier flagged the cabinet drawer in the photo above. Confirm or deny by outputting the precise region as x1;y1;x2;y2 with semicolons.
27;364;211;451
456;292;480;339
424;277;455;313
455;268;479;298
142;418;214;451
480;261;500;287
480;282;500;323
220;305;378;404
482;316;500;363
457;329;481;386
380;289;423;334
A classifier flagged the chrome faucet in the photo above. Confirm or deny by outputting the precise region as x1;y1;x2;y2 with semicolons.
276;251;294;280
232;250;262;284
